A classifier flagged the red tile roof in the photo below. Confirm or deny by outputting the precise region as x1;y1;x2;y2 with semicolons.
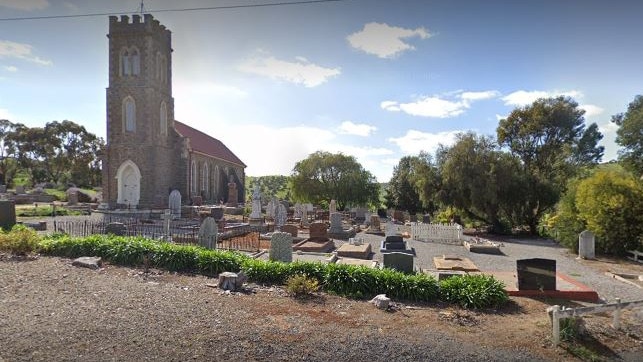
174;121;246;167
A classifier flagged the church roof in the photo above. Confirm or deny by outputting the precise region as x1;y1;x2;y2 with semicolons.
174;121;246;167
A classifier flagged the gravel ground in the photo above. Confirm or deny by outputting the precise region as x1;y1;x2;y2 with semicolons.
353;231;643;303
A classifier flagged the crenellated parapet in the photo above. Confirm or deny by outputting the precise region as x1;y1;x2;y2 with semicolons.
108;14;171;46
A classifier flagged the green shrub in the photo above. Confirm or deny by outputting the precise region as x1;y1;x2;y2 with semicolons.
0;224;41;255
439;274;508;309
285;274;319;297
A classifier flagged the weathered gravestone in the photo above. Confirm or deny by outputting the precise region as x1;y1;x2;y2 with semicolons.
105;222;127;236
328;212;343;233
198;217;218;249
422;214;431;224
275;204;287;230
281;224;298;237
266;198;277;220
15;185;25;194
365;215;383;235
66;188;79;206
516;258;556;291
329;199;337;213
161;209;173;241
383;252;414;274
226;181;238;207
249;185;262;219
309;222;328;239
269;232;293;263
0;199;16;230
169;190;181;218
0;185;6;193
301;207;309;227
578;230;595;259
385;220;397;237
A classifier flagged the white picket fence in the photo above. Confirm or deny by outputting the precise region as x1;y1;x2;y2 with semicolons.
410;223;462;244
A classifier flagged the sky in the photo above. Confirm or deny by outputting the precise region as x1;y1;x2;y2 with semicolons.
0;0;642;182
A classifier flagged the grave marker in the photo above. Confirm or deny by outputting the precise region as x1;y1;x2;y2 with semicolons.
516;258;556;291
198;217;218;249
269;232;293;263
578;230;595;259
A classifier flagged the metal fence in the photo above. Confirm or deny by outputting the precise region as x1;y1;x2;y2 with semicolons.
49;218;261;252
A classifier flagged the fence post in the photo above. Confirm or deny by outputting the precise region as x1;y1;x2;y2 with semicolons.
613;298;621;330
551;305;561;346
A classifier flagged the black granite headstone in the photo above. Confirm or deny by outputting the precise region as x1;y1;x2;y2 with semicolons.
516;258;556;290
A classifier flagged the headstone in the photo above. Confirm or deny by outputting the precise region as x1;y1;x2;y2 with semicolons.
105;222;127;236
66;188;79;206
161;209;173;241
169;190;181;218
275;204;287;230
227;182;238;207
328;212;343;233
269;231;293;263
210;207;224;221
382;235;405;250
516;258;556;291
301;207;310;227
353;207;368;223
249;185;262;219
393;210;404;222
370;215;380;229
409;214;417;223
15;185;25;194
309;223;328;239
192;195;203;206
578;230;595;259
0;185;6;193
266;198;277;220
281;224;298;237
382;252;414;274
329;199;337;213
422;214;431;224
293;203;303;219
385;220;397;237
198;217;218;249
0;200;16;230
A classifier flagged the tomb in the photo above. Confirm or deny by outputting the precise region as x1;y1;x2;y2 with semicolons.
327;212;356;240
293;222;335;253
380;235;413;255
336;242;372;259
382;252;414;274
463;238;502;254
433;255;479;272
364;215;384;236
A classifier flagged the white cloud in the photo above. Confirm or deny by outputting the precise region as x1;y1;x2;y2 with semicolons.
175;80;248;98
0;40;52;65
502;89;583;106
238;53;340;87
460;90;500;101
338;121;377;137
580;104;604;118
347;22;431;59
389;129;461;155
495;114;507;121
383;90;499;118
3;65;17;72
0;0;48;11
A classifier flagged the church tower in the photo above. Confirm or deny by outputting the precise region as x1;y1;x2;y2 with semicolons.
103;14;184;208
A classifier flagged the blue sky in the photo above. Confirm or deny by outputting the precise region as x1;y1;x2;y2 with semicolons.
0;0;641;182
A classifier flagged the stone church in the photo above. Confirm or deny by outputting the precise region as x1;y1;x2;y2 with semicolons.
102;14;245;209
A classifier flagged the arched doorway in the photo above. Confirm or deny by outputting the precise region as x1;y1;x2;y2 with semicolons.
115;160;141;207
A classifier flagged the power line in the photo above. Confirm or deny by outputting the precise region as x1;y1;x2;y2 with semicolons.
0;0;354;22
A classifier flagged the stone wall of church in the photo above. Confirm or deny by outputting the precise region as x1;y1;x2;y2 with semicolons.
189;153;244;205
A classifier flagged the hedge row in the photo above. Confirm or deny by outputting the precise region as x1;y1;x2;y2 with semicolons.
34;233;507;308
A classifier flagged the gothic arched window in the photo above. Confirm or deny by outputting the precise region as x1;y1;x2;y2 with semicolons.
160;101;167;136
123;96;136;132
190;160;198;195
120;49;130;76
130;48;140;75
202;163;209;199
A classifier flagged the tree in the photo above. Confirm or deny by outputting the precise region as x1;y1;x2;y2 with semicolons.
290;151;380;210
438;132;523;233
552;165;643;255
497;96;604;234
612;95;643;177
385;155;425;214
245;175;291;202
0;119;19;186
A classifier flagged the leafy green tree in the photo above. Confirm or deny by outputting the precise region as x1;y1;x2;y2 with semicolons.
612;95;643;177
385;156;424;214
552;165;643;255
290;151;380;210
246;175;291;202
438;132;523;233
0;119;19;186
497;96;604;234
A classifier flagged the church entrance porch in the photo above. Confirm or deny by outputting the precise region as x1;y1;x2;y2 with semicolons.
116;160;141;208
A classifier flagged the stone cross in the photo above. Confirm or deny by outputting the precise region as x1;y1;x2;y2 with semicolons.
198;217;218;249
161;209;173;241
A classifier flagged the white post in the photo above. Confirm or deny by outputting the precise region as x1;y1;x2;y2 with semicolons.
613;298;621;330
552;305;561;346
